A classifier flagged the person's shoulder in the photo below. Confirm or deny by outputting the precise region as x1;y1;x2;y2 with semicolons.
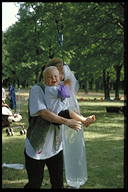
30;84;44;93
31;84;38;90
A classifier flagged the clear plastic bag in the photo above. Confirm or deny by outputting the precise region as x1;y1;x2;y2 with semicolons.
62;65;87;188
2;163;24;170
62;125;87;188
63;64;79;95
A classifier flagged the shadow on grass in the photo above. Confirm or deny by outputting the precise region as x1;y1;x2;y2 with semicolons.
83;137;124;188
77;100;124;188
2;99;124;188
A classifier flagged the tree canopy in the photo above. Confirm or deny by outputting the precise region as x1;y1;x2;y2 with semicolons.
2;2;125;98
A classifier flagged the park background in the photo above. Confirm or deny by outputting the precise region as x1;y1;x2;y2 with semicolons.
2;2;126;188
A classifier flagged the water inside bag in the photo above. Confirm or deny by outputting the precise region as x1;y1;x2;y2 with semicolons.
62;64;87;188
62;125;87;188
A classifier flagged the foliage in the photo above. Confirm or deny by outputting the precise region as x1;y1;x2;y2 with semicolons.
2;2;124;95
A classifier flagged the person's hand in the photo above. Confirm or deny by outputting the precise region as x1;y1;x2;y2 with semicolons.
64;79;71;87
66;119;82;131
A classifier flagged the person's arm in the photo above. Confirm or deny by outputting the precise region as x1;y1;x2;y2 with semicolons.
38;109;82;131
30;84;81;130
63;64;79;94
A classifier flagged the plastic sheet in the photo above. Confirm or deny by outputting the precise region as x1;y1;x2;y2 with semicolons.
62;65;87;188
2;163;24;170
62;125;87;188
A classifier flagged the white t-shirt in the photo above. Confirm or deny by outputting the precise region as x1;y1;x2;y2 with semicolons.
25;64;79;160
25;84;63;160
44;85;69;114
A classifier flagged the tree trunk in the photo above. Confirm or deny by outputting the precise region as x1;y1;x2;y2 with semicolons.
84;79;88;93
17;78;20;88
84;72;88;93
49;39;54;59
103;69;110;99
114;65;122;99
89;78;93;90
95;80;99;92
22;80;26;88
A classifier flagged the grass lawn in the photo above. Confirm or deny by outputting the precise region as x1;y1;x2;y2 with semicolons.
2;90;125;188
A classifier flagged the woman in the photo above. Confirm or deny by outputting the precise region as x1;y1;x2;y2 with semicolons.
24;58;82;189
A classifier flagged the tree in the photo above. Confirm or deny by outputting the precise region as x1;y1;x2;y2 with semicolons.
62;2;124;97
2;2;124;96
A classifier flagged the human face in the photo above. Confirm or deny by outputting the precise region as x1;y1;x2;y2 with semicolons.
44;68;60;86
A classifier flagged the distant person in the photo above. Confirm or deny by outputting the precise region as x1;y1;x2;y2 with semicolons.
7;82;16;110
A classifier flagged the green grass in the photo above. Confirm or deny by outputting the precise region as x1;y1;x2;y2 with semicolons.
2;90;124;188
80;101;124;188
